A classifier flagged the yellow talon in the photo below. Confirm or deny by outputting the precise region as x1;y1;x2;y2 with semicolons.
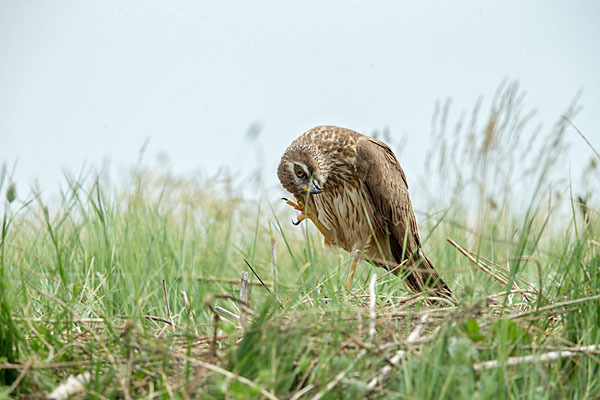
283;198;303;212
283;195;333;244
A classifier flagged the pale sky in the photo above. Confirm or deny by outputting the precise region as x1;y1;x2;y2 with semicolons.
1;1;599;202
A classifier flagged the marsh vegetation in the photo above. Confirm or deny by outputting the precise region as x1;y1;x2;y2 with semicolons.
1;83;599;399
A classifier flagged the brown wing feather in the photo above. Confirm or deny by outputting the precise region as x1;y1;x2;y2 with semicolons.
356;137;454;300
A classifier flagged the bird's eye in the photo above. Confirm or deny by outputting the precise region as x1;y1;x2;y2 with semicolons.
295;169;305;178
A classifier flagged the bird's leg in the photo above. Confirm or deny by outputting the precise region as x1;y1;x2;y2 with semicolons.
282;195;333;244
296;194;334;245
346;254;359;290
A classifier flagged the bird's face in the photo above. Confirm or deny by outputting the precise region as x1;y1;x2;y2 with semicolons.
278;148;324;199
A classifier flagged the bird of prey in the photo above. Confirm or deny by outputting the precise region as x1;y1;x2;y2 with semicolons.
278;125;454;301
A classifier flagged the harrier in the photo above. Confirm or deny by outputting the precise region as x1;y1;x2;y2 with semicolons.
278;125;454;301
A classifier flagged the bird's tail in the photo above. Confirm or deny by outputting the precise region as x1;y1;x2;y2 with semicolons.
401;249;455;303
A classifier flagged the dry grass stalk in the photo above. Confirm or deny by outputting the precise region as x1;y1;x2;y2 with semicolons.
473;344;600;371
487;289;538;299
214;306;240;321
447;238;509;286
508;293;600;320
472;253;538;292
424;297;457;307
202;295;221;360
368;274;377;342
289;384;315;400
447;238;539;304
180;290;198;335
144;315;173;326
6;359;32;396
162;280;175;331
210;311;219;359
193;276;274;286
562;116;600;160
18;317;110;323
366;348;407;390
406;313;429;344
0;359;131;370
240;271;249;327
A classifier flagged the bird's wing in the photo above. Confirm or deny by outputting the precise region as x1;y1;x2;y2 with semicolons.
355;136;421;250
356;136;456;299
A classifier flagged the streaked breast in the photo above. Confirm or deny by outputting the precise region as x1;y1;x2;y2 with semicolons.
312;184;372;252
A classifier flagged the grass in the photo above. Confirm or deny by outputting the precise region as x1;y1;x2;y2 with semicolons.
1;86;599;399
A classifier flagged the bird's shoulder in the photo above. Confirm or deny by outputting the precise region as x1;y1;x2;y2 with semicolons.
355;136;407;188
355;135;416;233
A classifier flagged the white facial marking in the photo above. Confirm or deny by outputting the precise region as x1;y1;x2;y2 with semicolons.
287;162;297;177
288;162;311;187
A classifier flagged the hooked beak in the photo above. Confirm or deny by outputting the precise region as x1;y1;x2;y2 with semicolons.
309;181;323;194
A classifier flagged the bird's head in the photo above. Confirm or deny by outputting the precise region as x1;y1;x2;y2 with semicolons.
277;146;325;198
